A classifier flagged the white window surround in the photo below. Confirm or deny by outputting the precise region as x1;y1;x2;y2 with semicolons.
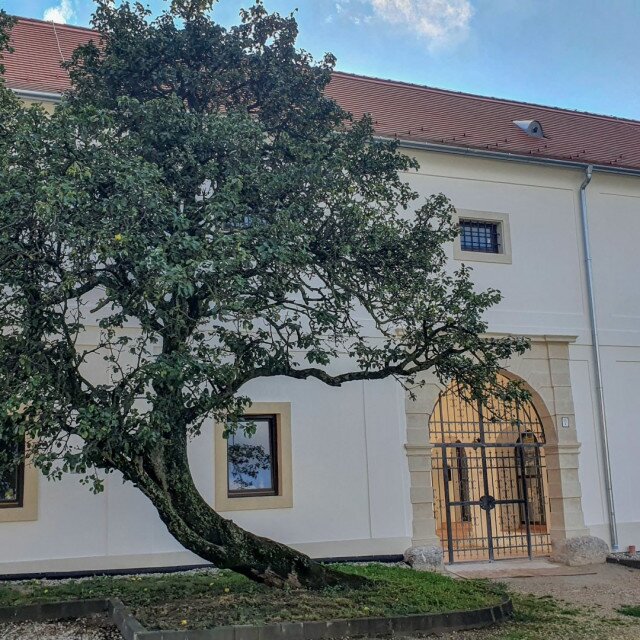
453;210;512;265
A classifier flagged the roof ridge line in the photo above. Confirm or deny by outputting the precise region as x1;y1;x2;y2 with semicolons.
12;15;97;35
9;19;640;127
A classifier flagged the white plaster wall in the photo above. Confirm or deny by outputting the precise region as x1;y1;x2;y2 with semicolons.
217;376;410;549
1;367;412;572
3;149;640;571
586;180;640;549
403;152;589;339
570;177;640;550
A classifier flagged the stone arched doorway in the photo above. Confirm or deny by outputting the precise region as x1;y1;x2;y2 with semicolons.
430;374;552;563
404;337;596;568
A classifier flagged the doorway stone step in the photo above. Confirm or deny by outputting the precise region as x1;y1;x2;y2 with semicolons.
445;558;598;579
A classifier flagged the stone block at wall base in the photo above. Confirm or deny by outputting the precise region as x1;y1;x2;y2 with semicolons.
550;536;609;566
404;546;444;572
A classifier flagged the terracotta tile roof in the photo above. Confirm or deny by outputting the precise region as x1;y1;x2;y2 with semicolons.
327;73;640;172
3;17;96;94
4;17;640;172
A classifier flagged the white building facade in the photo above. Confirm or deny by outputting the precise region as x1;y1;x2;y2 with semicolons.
1;17;639;574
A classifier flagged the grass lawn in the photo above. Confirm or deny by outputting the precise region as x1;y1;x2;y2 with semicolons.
0;564;504;630
3;565;639;638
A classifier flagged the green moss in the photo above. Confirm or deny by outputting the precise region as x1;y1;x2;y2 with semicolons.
618;605;640;618
0;565;501;630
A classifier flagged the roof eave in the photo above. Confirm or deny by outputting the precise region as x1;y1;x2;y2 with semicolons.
392;137;640;178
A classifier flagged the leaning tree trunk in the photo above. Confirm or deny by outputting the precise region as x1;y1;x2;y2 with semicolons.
125;429;366;590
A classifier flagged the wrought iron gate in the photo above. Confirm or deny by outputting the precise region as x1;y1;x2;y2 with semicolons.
431;377;552;563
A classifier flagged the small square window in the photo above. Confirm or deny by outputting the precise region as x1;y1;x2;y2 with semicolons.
459;219;501;254
227;415;278;498
0;440;24;509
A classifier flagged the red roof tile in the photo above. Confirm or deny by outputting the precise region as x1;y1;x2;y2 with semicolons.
3;17;96;94
327;73;640;171
4;17;640;172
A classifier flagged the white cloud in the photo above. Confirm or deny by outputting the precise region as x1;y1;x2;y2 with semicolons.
330;1;373;27
43;0;75;24
370;0;473;47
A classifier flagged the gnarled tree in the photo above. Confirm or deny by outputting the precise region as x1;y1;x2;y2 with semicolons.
0;1;527;589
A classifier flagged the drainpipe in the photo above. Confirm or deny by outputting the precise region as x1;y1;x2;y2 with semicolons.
579;165;619;551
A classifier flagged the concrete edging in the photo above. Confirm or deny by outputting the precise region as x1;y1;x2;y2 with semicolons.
607;556;640;570
0;598;109;623
0;597;513;639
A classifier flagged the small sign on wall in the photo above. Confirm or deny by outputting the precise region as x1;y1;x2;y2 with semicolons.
561;417;570;428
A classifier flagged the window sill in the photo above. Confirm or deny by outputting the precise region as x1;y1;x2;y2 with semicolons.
216;493;293;512
453;249;512;264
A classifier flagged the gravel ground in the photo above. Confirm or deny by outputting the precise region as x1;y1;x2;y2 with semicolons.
0;616;119;640
437;562;640;639
6;566;219;589
438;622;640;640
499;562;640;615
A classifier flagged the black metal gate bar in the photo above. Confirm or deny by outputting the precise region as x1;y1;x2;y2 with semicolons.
437;402;454;564
516;404;533;560
441;441;454;565
430;376;552;564
477;399;495;561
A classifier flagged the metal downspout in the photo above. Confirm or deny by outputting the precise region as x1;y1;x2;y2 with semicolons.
579;165;619;551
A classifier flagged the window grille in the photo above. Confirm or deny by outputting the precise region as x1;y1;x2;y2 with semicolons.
459;219;501;254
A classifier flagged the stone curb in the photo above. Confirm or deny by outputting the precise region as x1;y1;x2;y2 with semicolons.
0;597;512;639
110;599;147;640
607;556;640;570
0;598;109;623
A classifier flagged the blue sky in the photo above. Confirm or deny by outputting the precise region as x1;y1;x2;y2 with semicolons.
4;0;640;120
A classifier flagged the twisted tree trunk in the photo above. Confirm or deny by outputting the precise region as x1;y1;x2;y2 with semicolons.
125;429;366;590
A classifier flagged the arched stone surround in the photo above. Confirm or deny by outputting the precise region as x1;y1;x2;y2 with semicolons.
404;335;591;562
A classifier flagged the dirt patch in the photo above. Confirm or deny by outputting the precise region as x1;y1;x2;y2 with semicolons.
498;562;640;615
0;615;119;640
437;562;640;639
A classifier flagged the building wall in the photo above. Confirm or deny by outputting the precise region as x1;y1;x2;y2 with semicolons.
403;150;640;551
2;98;639;570
0;369;412;573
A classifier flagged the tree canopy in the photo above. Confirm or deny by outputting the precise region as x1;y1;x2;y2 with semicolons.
0;1;526;588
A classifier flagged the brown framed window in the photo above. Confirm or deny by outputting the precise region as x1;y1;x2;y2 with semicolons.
227;415;278;498
0;439;25;509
